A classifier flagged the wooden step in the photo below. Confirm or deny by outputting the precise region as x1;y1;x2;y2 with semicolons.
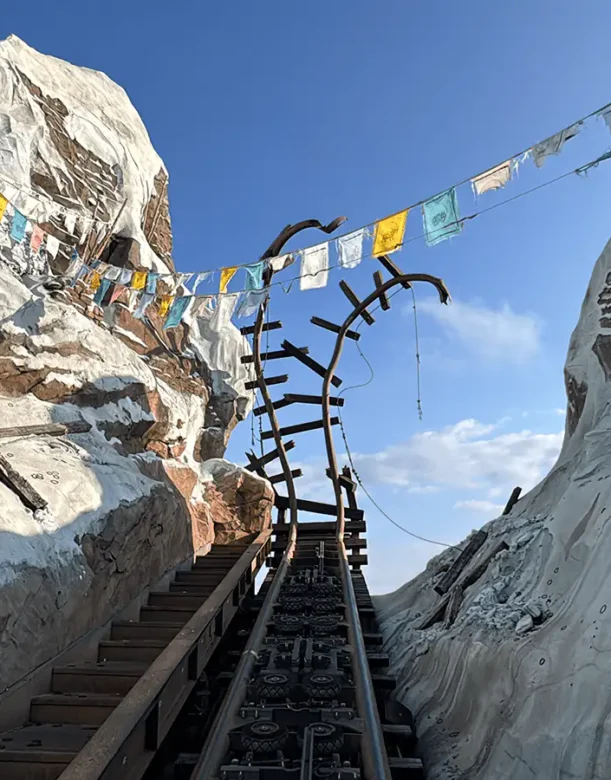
240;320;282;336
51;662;146;695
110;620;181;642
245;374;288;391
30;693;122;726
147;591;208;609
389;756;424;777
280;339;342;387
139;605;197;624
273;520;366;534
339;280;375;325
367;653;390;669
274;496;364;520
0;724;95;780
177;570;227;581
310;315;361;341
169;582;215;596
97;639;168;664
363;633;384;646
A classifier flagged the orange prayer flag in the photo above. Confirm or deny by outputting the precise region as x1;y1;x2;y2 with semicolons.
159;294;173;317
89;270;102;292
132;271;147;290
219;266;237;294
373;209;408;257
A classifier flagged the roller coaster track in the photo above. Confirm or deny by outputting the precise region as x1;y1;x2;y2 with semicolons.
0;219;449;780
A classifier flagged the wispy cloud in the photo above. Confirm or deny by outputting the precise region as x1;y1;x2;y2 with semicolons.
417;298;541;363
453;499;505;515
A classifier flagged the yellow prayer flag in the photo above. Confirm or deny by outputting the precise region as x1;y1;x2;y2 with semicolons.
89;270;102;292
0;195;7;223
219;266;237;294
159;294;173;318
132;271;147;290
373;209;408;257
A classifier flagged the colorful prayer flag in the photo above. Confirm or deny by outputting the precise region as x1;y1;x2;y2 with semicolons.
600;107;611;134
245;261;265;290
64;213;76;234
159;295;173;318
10;210;27;243
104;266;122;281
131;270;147;290
110;284;125;304
30;226;44;252
236;289;267;318
46;235;60;259
146;272;160;294
88;270;102;292
219;266;237;293
373;210;408;257
193;296;215;320
532;123;581;168
422;189;462;246
163;296;192;329
118;268;133;285
134;292;154;320
471;161;512;197
300;243;329;291
191;271;212;293
65;250;83;278
337;228;367;269
0;195;7;223
269;253;293;272
93;277;111;305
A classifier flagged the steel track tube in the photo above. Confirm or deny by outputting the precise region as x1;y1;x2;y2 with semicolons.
321;272;449;780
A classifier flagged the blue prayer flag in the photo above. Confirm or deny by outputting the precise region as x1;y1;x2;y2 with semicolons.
236;289;267;319
93;278;112;305
134;292;154;319
10;210;27;243
422;188;462;247
146;272;160;294
244;261;265;291
163;295;191;329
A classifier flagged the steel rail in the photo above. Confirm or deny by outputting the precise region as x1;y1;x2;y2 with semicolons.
321;271;449;780
57;530;272;780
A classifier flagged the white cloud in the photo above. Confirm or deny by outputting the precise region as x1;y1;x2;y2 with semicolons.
453;499;505;515
348;418;562;494
418;298;541;363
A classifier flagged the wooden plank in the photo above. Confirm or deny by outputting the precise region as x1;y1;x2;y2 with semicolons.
339;280;375;326
310;315;360;341
274;494;364;521
253;398;291;417
245;451;269;480
434;530;488;595
373;270;390;311
418;539;509;630
244;440;296;472
244;374;288;391
443;586;464;629
503;486;522;515
240;347;309;364
376;255;412;289
326;468;356;492
0;420;92;439
261;417;339;441
284;393;345;407
0;452;47;511
272;536;366;551
273;520;367;534
240;320;282;336
268;469;302;484
281;340;342;388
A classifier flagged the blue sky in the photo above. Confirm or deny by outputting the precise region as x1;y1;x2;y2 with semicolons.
8;1;611;592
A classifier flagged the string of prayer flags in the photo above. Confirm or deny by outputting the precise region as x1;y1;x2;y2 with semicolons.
134;292;154;320
300;243;329;291
131;270;147;290
219;266;237;294
422;188;462;246
532;123;581;168
373;210;408;257
245;261;264;290
30;225;44;252
146;272;160;294
163;295;191;329
0;195;7;223
93;277;112;306
471;160;512;197
46;235;60;259
337;228;367;269
210;292;239;331
158;294;173;318
10;210;27;243
236;288;267;319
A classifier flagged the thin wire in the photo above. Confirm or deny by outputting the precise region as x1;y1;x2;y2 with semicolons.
410;287;423;421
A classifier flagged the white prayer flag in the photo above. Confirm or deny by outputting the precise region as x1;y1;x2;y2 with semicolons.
104;265;122;281
46;235;60;259
532;123;581;168
337;228;367;269
471;161;512;196
64;213;77;234
209;293;239;332
269;253;293;272
300;243;329;291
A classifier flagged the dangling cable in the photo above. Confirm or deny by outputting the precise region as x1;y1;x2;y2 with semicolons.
410;286;423;421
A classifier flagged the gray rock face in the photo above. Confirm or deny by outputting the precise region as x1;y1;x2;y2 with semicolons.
375;238;611;780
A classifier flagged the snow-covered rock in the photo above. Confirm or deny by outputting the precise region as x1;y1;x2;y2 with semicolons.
0;38;267;693
375;237;611;779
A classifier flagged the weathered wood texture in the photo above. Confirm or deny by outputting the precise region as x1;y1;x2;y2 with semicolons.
0;421;92;439
310;316;361;341
339;280;375;326
0;453;48;511
434;530;488;595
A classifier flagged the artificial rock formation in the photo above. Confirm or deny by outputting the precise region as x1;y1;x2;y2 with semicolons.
375;237;611;780
0;37;270;693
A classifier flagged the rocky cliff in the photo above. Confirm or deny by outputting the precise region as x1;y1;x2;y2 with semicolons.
375;238;611;779
0;36;271;693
